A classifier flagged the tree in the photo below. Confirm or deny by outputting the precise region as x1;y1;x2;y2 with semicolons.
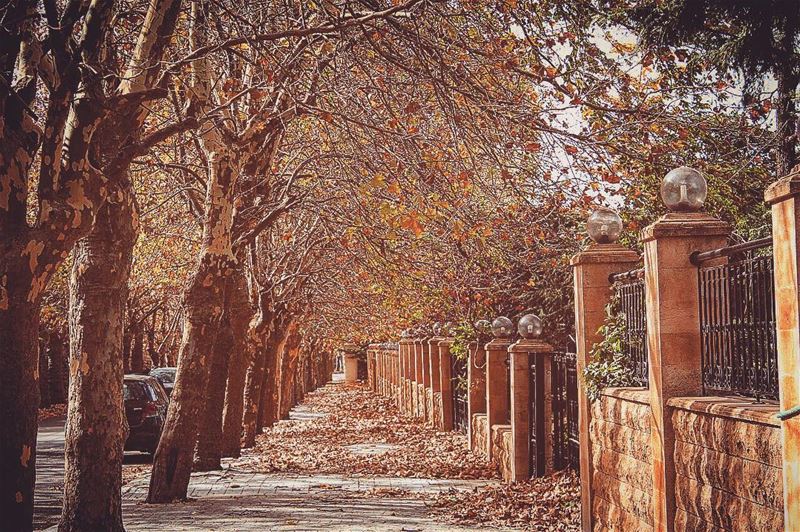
0;1;117;526
60;1;188;528
604;0;800;175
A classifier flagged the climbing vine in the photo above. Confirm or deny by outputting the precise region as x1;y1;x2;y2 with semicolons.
582;288;637;402
450;321;474;394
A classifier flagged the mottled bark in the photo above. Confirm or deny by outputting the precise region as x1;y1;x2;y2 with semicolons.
240;294;275;448
258;344;277;431
242;345;268;447
146;0;240;496
58;0;183;525
146;255;230;502
60;199;135;532
220;270;253;457
194;291;234;471
0;298;39;528
0;2;113;524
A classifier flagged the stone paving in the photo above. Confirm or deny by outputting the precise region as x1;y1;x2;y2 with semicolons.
121;468;503;531
38;375;513;531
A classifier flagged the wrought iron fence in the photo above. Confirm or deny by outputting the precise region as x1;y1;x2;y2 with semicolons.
694;237;778;400
552;350;579;471
529;354;545;477
451;354;468;433
610;268;649;387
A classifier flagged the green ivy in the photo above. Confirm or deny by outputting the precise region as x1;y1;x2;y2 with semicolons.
449;321;475;394
582;288;637;402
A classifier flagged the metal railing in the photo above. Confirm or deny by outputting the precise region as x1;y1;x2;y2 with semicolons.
552;350;579;471
609;268;649;387
451;355;468;433
695;238;778;400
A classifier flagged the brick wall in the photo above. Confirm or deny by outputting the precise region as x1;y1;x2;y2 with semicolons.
590;388;653;531
669;398;783;531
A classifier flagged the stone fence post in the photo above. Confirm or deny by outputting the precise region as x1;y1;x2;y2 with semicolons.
642;212;729;531
429;336;444;428
509;338;553;481
468;341;487;452
414;338;425;419
571;243;639;531
486;336;512;459
765;169;800;530
399;338;412;416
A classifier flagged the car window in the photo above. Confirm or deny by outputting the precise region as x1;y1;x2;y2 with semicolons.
144;383;158;402
152;381;169;403
124;382;147;401
152;370;175;383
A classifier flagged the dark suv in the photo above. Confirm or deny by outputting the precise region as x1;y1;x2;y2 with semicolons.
124;375;169;455
149;367;177;397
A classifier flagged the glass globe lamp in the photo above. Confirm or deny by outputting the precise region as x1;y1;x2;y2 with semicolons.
587;207;622;244
517;314;543;339
474;319;491;334
660;166;707;212
491;316;513;338
432;322;442;336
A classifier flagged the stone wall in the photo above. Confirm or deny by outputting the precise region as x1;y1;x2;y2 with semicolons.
590;388;653;531
471;413;488;458
669;397;783;531
491;424;513;481
425;388;434;424
432;392;443;430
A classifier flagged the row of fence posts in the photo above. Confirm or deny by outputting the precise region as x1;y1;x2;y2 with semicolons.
366;318;579;484
571;167;800;531
364;166;800;530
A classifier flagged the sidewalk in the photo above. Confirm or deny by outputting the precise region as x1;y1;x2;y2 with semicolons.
118;378;511;530
122;469;502;531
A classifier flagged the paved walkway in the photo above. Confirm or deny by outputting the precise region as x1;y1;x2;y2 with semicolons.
39;376;509;531
122;469;499;531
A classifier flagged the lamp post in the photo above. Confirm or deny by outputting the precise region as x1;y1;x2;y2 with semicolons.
643;166;728;532
571;206;639;530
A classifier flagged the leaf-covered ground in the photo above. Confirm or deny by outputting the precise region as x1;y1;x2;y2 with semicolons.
233;382;496;479
38;403;67;421
233;381;580;530
427;471;580;530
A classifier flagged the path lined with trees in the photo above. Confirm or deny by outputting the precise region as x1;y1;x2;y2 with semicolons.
1;0;797;530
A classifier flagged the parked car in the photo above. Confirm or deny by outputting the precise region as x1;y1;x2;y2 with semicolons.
124;374;169;455
149;366;177;397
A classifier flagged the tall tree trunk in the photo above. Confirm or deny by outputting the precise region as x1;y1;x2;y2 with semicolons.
240;297;274;447
0;296;40;528
220;269;253;457
242;346;268;447
131;324;145;374
60;200;135;532
147;30;240;497
146;254;230;502
58;0;183;524
194;291;234;471
39;332;51;408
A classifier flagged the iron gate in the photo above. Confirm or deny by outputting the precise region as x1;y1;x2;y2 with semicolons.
552;350;579;471
451;354;468;433
529;355;545;477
